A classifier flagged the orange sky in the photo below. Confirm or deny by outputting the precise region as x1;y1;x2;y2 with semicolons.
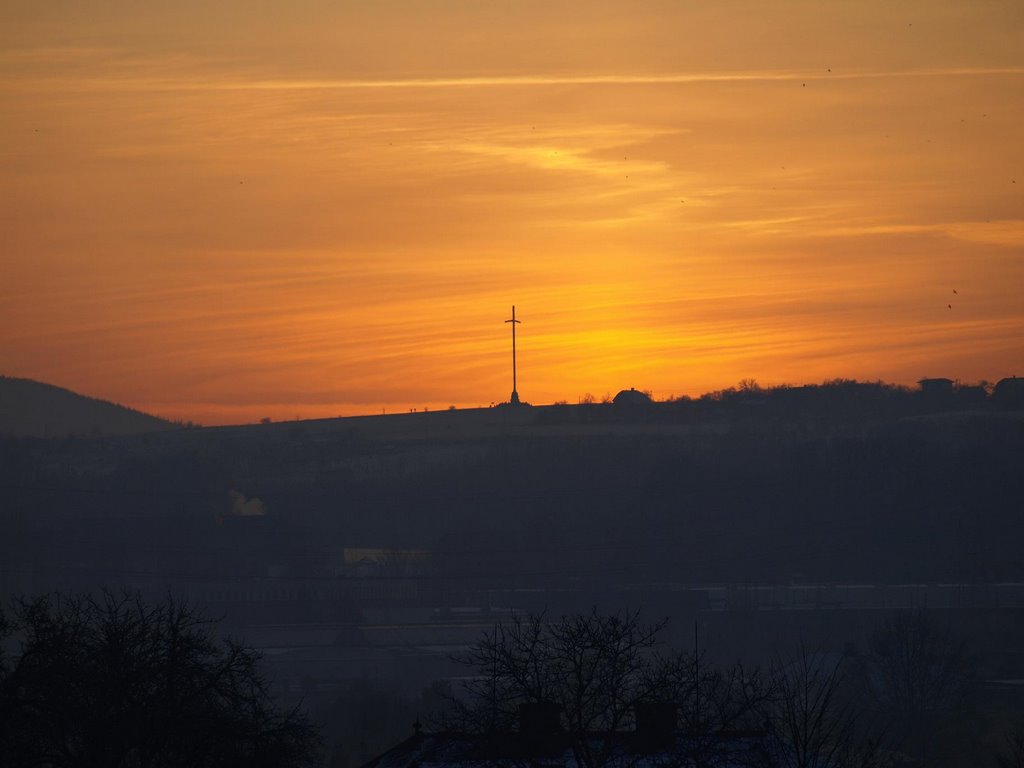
2;1;1023;425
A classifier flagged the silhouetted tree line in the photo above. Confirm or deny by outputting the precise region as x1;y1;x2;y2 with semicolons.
442;609;1001;767
0;591;320;767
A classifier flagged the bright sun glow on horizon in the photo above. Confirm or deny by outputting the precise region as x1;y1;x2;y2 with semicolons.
1;2;1023;425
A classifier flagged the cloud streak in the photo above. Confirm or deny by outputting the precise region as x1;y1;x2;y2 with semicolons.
8;66;1023;95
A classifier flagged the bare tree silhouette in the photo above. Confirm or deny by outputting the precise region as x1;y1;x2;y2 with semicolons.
860;611;969;763
452;609;666;768
996;732;1024;768
0;591;320;768
765;644;879;768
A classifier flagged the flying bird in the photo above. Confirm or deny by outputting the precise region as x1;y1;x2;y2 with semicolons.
953;289;958;294
948;304;952;309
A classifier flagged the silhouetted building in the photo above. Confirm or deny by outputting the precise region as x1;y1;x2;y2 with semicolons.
918;378;954;397
613;387;654;411
634;702;677;751
518;702;562;753
360;704;765;768
994;376;1024;408
955;383;987;407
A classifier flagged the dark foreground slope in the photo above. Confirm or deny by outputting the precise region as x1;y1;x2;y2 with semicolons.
0;375;175;437
3;381;1023;590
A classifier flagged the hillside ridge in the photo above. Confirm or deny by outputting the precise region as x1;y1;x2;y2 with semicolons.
0;375;176;438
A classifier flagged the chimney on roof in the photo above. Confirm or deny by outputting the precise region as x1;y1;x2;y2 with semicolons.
635;702;676;751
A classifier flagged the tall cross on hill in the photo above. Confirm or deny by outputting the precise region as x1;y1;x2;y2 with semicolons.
505;305;522;405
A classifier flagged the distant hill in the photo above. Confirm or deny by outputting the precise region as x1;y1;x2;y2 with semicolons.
0;376;176;438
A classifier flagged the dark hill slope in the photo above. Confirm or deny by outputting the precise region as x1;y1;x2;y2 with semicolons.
0;376;175;437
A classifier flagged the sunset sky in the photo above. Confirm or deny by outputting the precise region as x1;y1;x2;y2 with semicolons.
2;1;1022;425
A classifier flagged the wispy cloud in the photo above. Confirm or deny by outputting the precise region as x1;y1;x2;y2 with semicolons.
214;66;1024;90
8;66;1022;94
